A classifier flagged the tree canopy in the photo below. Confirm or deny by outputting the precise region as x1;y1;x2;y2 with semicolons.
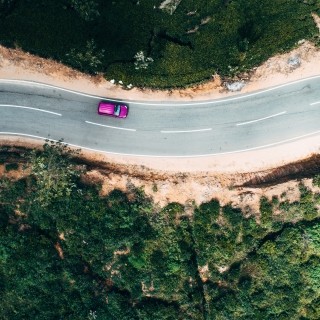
0;142;319;319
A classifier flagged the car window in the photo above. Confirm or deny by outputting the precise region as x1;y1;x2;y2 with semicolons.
114;105;121;116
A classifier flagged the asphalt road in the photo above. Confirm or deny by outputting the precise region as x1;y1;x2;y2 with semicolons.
0;77;319;157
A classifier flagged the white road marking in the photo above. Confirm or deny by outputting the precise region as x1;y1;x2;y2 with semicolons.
85;120;136;131
161;128;212;133
0;130;319;158
236;111;286;126
0;104;61;116
310;101;320;105
1;75;320;106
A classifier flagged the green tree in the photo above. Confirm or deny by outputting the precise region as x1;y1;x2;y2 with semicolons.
0;0;15;16
66;39;105;74
68;0;99;21
26;139;83;207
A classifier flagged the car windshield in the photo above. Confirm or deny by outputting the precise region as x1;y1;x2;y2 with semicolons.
114;105;121;116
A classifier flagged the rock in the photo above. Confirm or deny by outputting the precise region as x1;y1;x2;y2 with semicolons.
287;55;301;69
225;81;246;92
159;0;182;15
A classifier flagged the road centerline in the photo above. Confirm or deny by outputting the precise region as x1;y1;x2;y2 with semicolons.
0;104;62;116
161;128;212;133
85;120;136;131
236;111;286;126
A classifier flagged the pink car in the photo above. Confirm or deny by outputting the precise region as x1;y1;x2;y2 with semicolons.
98;101;128;118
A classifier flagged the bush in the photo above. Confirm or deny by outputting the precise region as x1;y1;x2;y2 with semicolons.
4;162;18;171
259;196;273;227
68;0;99;21
65;39;105;74
313;174;320;187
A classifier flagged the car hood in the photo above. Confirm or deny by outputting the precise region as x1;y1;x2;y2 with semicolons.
119;105;128;118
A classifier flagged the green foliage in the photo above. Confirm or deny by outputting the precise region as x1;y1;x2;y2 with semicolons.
299;183;319;220
152;183;158;192
26;139;83;207
193;200;263;279
0;0;15;16
0;144;320;319
136;300;183;320
259;196;285;231
193;191;320;318
4;162;18;171
193;200;220;265
278;184;319;222
0;143;203;319
0;0;319;87
313;174;320;187
68;0;99;21
206;226;319;319
259;196;273;227
66;39;105;74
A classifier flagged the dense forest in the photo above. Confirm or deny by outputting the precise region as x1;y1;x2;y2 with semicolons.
0;0;319;87
0;141;319;319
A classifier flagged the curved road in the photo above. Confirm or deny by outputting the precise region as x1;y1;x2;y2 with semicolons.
0;77;319;157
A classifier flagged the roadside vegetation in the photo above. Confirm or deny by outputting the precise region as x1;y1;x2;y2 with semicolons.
0;142;320;319
0;0;319;88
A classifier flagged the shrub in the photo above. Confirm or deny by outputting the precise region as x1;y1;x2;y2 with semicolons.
313;174;320;187
65;39;105;74
68;0;100;21
4;162;18;171
259;196;273;227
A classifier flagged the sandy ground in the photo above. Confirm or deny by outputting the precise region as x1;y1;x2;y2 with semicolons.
0;22;320;207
